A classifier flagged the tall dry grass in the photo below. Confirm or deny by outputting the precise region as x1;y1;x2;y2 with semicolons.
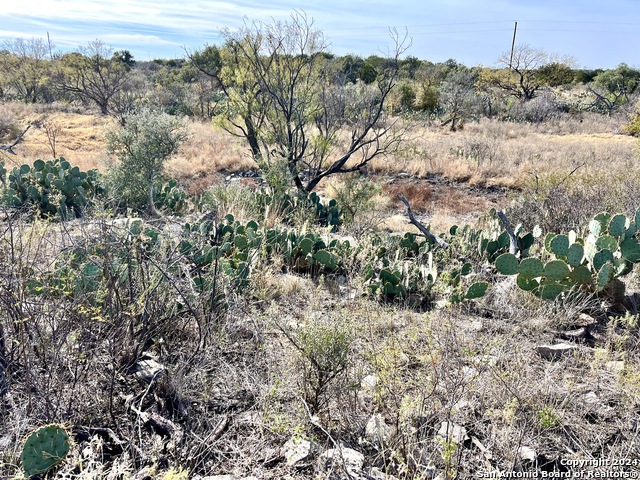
2;101;637;197
371;115;638;188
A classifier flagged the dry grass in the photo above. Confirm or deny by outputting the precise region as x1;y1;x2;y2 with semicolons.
3;102;637;196
371;116;639;189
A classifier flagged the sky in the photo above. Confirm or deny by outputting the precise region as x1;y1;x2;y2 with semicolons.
0;0;639;69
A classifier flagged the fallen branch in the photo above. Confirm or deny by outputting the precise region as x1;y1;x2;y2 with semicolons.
1;125;31;155
398;194;448;248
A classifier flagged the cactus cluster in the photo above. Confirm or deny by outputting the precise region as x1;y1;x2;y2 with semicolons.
154;178;186;213
27;219;160;302
256;189;343;231
493;209;640;300
21;424;71;478
5;157;103;219
180;214;349;293
308;192;341;231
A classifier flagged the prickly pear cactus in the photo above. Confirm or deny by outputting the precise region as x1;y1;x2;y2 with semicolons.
495;253;519;275
6;157;103;219
21;424;71;478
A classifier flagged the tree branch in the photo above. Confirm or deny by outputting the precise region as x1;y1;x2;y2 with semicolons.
1;125;31;155
398;194;448;248
496;210;518;255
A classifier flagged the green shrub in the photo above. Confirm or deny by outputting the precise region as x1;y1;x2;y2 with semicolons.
329;173;381;225
106;108;188;215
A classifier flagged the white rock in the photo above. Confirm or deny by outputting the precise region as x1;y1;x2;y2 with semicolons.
605;361;625;373
365;414;393;445
436;422;468;444
518;445;537;463
536;343;577;360
317;446;365;476
361;374;379;389
133;357;166;382
282;436;316;466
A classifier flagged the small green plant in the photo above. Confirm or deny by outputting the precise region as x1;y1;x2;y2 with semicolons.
536;407;560;429
328;172;380;225
288;321;353;413
21;424;71;478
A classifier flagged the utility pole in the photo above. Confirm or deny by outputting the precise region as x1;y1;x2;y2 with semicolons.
509;21;518;69
47;32;53;59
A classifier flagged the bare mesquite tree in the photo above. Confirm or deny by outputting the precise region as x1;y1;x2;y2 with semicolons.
53;40;130;115
192;12;410;193
479;44;573;102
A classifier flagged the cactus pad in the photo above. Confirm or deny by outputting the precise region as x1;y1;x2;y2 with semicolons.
298;238;314;256
608;213;627;237
625;222;637;240
519;232;535;251
544;233;556;251
535;281;565;300
593;212;611;230
588;220;603;237
518;258;544;279
516;274;539;291
592;249;614;272
464;281;488;299
313;249;338;271
234;234;248;250
584;238;598;263
380;268;400;286
549;234;569;256
544;260;570;282
565;243;584;266
495;253;519;275
595;235;618;252
596;263;614;291
570;265;593;284
620;238;640;262
613;257;633;277
460;262;473;276
21;424;71;478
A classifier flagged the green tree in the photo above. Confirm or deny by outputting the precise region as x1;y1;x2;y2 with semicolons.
587;63;640;114
53;40;130;114
0;37;51;103
439;68;480;131
106;108;188;215
189;43;268;162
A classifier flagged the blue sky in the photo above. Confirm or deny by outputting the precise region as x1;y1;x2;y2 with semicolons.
1;0;638;68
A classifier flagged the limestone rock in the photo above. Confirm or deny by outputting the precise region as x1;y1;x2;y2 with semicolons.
436;422;468;444
317;446;365;478
518;445;537;463
133;354;166;382
282;436;316;466
365;414;394;446
536;343;577;360
361;374;379;389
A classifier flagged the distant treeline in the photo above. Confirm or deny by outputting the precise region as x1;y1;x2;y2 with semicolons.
1;32;639;129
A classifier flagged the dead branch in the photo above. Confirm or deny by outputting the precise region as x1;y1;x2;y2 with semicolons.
398;194;448;248
496;210;518;255
1;125;31;155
